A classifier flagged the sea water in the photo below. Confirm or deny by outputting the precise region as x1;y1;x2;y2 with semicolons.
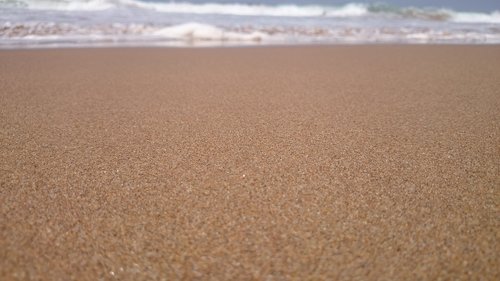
0;0;499;47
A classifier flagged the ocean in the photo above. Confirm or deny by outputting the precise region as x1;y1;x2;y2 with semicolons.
1;0;500;48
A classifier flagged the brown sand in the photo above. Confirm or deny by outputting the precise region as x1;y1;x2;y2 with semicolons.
0;46;499;280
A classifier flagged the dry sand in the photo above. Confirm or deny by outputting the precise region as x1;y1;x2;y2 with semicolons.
0;46;499;280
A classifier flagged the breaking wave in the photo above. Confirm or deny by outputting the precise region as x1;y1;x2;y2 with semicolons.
1;0;499;23
2;21;500;47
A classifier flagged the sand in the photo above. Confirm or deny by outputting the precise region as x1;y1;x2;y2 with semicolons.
0;46;499;280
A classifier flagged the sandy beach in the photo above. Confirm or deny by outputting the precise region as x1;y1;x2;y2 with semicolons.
0;46;499;280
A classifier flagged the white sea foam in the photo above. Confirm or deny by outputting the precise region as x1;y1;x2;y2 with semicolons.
153;22;267;41
136;2;368;17
451;11;500;23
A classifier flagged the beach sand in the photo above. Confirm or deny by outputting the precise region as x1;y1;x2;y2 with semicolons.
0;46;499;280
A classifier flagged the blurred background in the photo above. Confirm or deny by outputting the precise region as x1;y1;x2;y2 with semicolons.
0;0;499;47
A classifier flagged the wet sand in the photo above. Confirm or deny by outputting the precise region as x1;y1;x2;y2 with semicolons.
0;46;499;280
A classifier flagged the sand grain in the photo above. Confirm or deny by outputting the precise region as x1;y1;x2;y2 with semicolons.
0;46;499;280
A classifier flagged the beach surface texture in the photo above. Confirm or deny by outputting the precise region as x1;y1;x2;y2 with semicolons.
1;46;499;280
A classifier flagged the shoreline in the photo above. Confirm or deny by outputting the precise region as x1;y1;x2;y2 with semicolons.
2;42;500;50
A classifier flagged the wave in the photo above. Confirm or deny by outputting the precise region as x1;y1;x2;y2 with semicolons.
451;11;500;23
153;22;267;41
2;0;499;23
0;0;117;11
0;0;367;16
0;22;270;42
2;21;500;47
